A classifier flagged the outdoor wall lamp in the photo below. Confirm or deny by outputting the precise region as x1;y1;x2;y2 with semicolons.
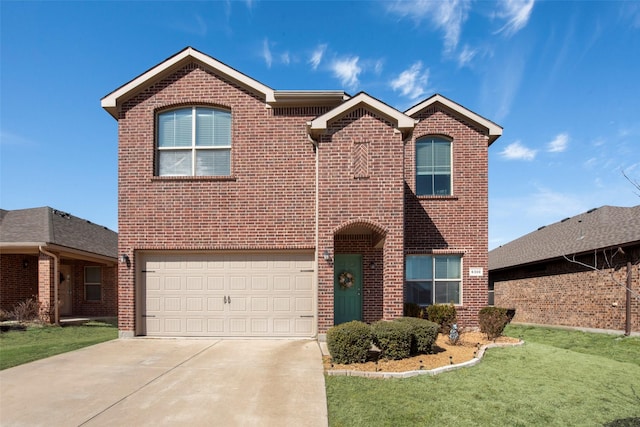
119;253;130;264
23;259;29;269
323;250;332;263
370;261;376;270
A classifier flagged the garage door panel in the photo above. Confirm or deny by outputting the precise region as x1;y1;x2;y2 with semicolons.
142;252;314;337
207;297;224;312
251;297;268;311
230;277;247;290
251;276;268;290
295;276;313;291
207;276;224;290
186;318;205;333
165;277;181;291
186;276;204;290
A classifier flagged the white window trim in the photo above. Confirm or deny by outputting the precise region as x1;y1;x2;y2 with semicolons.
156;106;232;177
415;137;453;196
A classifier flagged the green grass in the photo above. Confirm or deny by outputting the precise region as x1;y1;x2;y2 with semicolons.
504;324;640;366
326;326;640;427
0;321;118;370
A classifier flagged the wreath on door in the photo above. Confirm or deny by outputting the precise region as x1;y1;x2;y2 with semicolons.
338;271;355;290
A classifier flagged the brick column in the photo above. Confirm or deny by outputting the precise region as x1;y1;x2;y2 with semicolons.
38;253;56;323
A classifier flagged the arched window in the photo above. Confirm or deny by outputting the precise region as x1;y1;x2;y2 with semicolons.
156;107;231;176
415;137;451;196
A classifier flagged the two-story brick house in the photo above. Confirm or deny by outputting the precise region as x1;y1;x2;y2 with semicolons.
101;47;501;338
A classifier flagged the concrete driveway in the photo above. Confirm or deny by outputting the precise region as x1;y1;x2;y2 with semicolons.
0;339;328;426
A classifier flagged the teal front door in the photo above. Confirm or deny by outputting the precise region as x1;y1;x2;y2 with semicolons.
334;254;363;325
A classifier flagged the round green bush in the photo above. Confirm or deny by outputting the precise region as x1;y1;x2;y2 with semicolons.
426;303;458;335
478;306;512;340
394;317;439;354
326;321;372;364
371;320;412;360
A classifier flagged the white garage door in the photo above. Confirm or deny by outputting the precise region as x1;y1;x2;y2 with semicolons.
139;252;315;337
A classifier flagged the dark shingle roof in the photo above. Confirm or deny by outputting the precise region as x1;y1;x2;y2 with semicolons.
0;207;117;259
489;205;640;271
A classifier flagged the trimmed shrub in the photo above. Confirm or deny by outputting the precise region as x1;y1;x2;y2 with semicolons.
371;320;412;360
403;302;422;318
426;303;457;335
326;321;372;364
479;306;512;340
395;317;439;354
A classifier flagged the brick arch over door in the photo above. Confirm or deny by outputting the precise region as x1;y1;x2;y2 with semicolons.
333;219;387;248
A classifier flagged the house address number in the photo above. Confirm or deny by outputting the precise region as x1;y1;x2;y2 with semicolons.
469;267;484;277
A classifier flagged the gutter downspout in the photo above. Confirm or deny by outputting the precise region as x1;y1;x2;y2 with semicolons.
39;246;59;325
308;128;320;338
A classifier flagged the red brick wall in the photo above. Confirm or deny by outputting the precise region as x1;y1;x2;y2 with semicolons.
115;61;491;335
0;255;38;311
1;255;116;318
492;248;640;333
117;63;326;333
38;253;55;322
404;107;490;327
317;108;405;332
63;261;118;317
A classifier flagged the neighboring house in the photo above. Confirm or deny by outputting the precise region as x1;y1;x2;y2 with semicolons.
489;205;640;334
0;207;118;322
101;47;502;338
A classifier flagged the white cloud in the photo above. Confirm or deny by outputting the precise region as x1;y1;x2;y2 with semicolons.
374;59;384;75
331;56;361;90
499;141;537;160
309;44;327;70
387;0;472;53
262;38;272;68
0;130;34;146
457;44;477;67
494;0;535;36
280;52;290;65
547;132;569;153
390;61;429;100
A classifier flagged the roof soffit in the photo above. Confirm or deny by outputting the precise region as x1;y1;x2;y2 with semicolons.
101;47;276;119
405;94;503;145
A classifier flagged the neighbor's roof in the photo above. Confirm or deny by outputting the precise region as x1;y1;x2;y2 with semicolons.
0;207;118;259
489;205;640;271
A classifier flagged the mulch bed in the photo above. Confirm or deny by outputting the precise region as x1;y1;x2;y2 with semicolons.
323;331;521;373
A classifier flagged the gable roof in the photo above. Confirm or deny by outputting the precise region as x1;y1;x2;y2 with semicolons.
307;92;416;137
0;207;118;259
405;94;503;145
489;205;640;271
101;46;276;119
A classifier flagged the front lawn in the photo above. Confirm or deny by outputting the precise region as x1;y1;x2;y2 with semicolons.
0;321;118;370
326;325;640;426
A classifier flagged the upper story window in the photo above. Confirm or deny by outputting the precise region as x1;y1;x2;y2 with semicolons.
157;107;231;176
416;137;451;196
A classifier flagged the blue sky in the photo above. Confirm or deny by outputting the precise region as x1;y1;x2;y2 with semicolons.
1;1;639;249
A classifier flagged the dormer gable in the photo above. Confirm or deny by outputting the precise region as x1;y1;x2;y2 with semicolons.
307;92;416;139
101;47;276;119
405;94;502;145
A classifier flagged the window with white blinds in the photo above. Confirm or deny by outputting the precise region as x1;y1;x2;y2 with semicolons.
416;137;451;195
157;107;231;176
